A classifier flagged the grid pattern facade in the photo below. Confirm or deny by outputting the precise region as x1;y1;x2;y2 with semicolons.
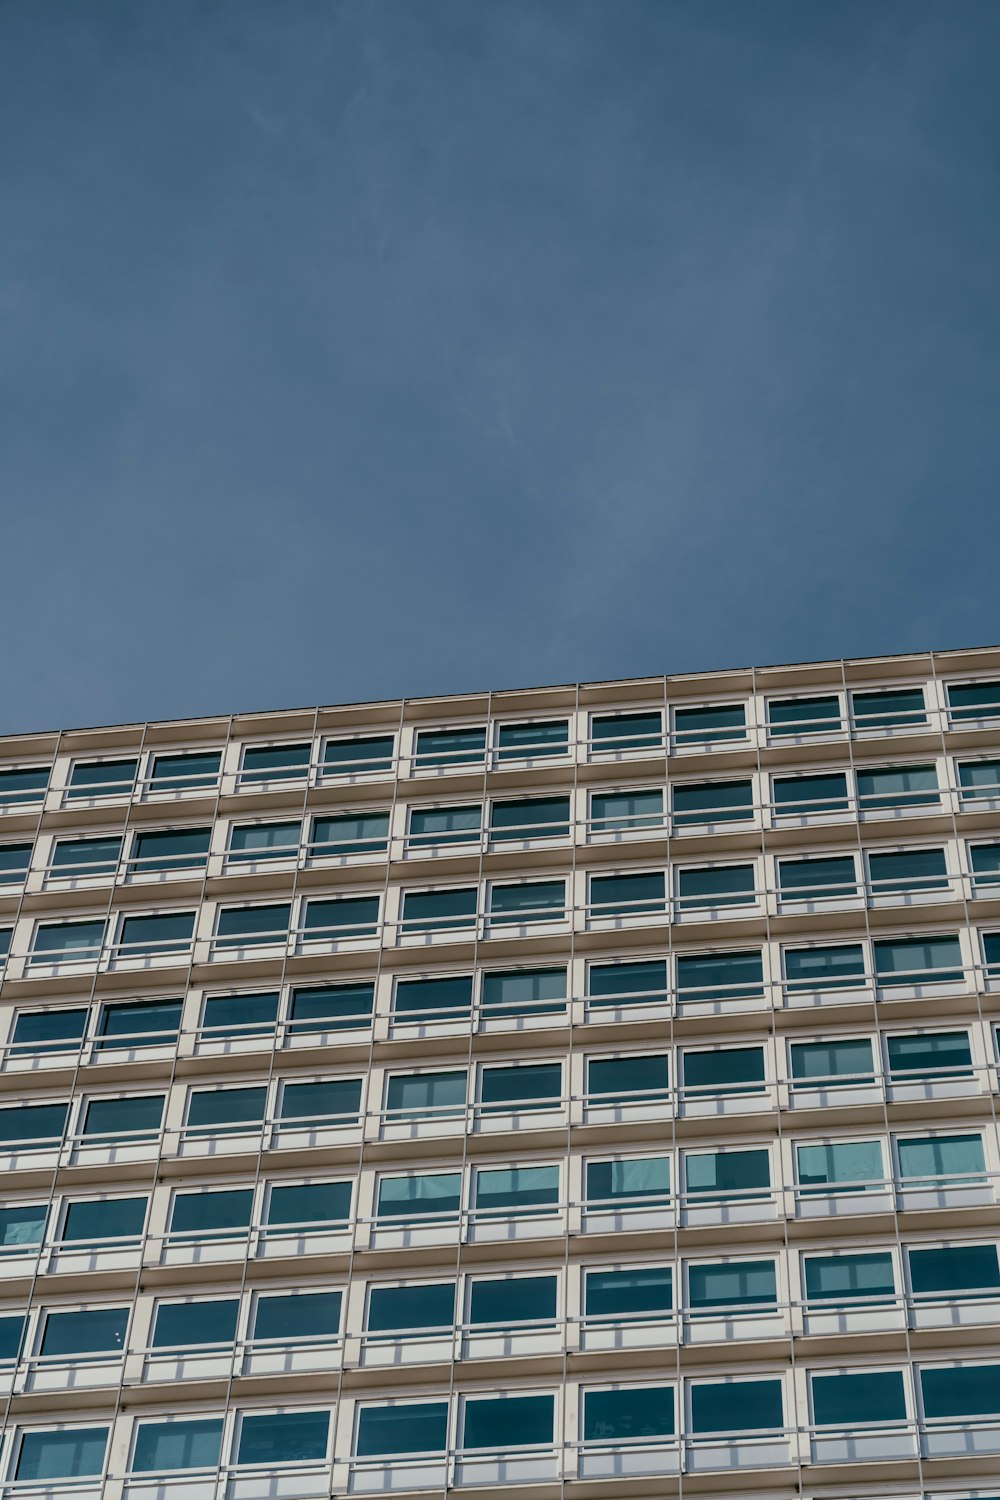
0;646;999;1500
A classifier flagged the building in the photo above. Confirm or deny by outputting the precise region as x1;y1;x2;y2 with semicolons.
0;645;999;1500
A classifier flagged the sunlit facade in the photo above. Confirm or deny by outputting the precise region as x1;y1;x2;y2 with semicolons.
1;646;999;1499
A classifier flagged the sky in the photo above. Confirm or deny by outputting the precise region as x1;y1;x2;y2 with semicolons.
1;0;999;734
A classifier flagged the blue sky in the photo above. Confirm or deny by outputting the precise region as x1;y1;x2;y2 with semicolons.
2;0;999;733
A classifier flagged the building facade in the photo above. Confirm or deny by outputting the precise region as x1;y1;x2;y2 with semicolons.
0;646;999;1500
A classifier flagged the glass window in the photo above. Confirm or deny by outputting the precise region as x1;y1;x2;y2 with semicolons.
266;1181;352;1229
586;1156;670;1206
887;1031;972;1079
61;1197;147;1243
0;1203;47;1250
481;967;567;1018
15;1427;109;1481
96;998;182;1051
186;1086;266;1135
908;1245;1000;1298
49;835;121;878
784;943;866;992
959;759;1000;800
289;982;374;1033
0;1102;67;1148
868;847;948;895
768;695;840;736
132;828;211;873
132;1418;223;1473
169;1188;254;1238
10;1007;88;1056
407;805;481;848
83;1094;164;1139
857;763;939;811
490;796;569;841
402;888;476;933
414;727;487;768
897;1133;986;1182
0;842;31;883
149;750;220;792
366;1283;455;1337
688;1260;777;1312
461;1393;554;1449
469;1275;557;1326
971;843;1000;888
480;1063;561;1112
803;1252;895;1305
252;1291;342;1342
677;864;755;910
852;687;926;730
591;711;663;753
302;896;380;940
66;758;137;800
584;1267;673;1319
587;1054;668;1104
31;918;105;964
583;1386;674;1441
202;990;279;1039
773;772;849;816
812;1370;906;1426
279;1079;362;1125
474;1165;560;1215
151;1299;239;1349
796;1140;885;1193
489;880;564;924
948;682;1000;721
689;1379;783;1434
986;932;1000;975
118;911;195;957
682;1046;766;1098
228;821;300;862
588;959;667;1008
0;1315;25;1361
778;856;857;901
0;764;49;806
874;935;963;985
215;903;290;948
685;1149;771;1200
920;1364;1000;1419
676;949;764;1003
239;743;310;784
40;1306;128;1356
393;975;472;1022
376;1172;461;1221
673;703;746;745
311;812;389;856
673;778;753;826
496;720;568;760
323;735;395;775
790;1038;874;1087
591;790;664;832
590;872;665;918
0;927;9;963
355;1402;449;1456
236;1410;330;1465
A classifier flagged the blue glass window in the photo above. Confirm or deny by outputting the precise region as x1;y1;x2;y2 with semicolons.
83;1094;164;1139
151;1299;239;1349
496;720;568;760
682;1046;766;1097
323;735;395;775
474;1165;559;1215
874;935;963;985
591;712;663;752
215;903;290;948
366;1284;454;1336
583;1386;674;1440
489;880;564;924
40;1306;128;1356
0;765;49;806
677;864;755;909
490;796;569;841
96;999;182;1051
959;760;1000;800
228;821;300;862
920;1364;1000;1419
673;779;753;826
480;1063;561;1112
236;1410;330;1465
779;856;857;900
355;1402;448;1456
311;812;388;855
253;1291;343;1341
132;1419;224;1473
812;1370;906;1425
586;1156;670;1206
15;1427;108;1480
676;950;764;1003
784;943;865;991
132;828;211;873
186;1086;265;1135
66;758;136;799
481;967;566;1018
796;1140;884;1193
266;1181;352;1229
887;1031;972;1079
790;1038;874;1087
118;912;195;956
803;1252;895;1305
61;1197;147;1243
768;696;840;736
971;844;1000;888
402;888;476;933
407;805;481;847
302;896;380;940
689;1379;783;1433
10;1008;88;1056
279;1079;362;1125
239;743;310;784
149;750;220;792
857;764;939;811
50;836;121;877
588;960;667;1007
169;1189;254;1238
469;1275;557;1326
773;772;849;816
948;682;1000;721
31;919;105;964
414;727;486;768
394;975;472;1020
289;982;374;1032
585;1267;672;1318
909;1245;1000;1298
376;1172;461;1220
0;1102;68;1148
587;1054;668;1104
685;1149;771;1200
673;703;746;745
0;842;31;883
590;872;665;918
852;687;926;730
591;790;664;831
688;1260;776;1311
0;1203;47;1250
202;990;279;1039
868;847;948;894
897;1133;985;1182
462;1394;554;1449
